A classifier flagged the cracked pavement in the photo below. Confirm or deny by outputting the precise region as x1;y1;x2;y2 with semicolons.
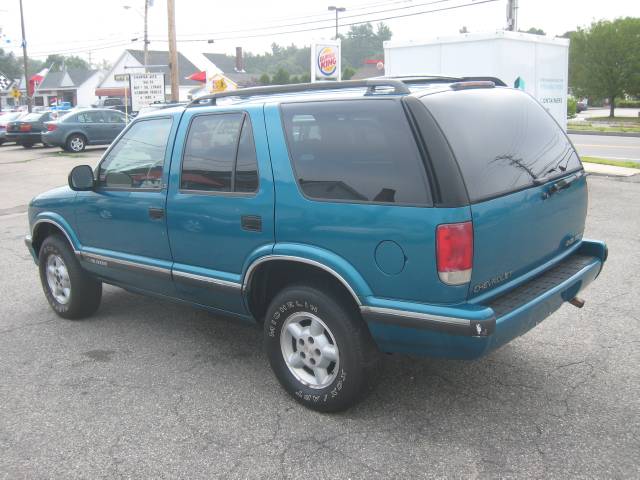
0;145;638;479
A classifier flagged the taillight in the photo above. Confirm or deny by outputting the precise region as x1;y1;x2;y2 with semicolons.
47;123;57;131
19;124;32;132
436;221;473;285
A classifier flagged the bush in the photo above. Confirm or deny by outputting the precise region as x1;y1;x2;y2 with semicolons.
567;96;577;118
618;100;640;108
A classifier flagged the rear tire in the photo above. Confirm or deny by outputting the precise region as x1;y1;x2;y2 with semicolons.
38;235;102;319
66;134;86;152
264;284;379;412
21;142;34;149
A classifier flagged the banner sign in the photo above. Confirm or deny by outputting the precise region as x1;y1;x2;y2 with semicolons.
311;40;341;82
130;73;165;111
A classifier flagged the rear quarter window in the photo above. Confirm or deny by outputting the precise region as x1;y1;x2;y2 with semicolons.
421;88;582;202
282;99;431;206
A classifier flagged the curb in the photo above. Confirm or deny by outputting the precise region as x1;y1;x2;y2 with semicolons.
568;130;640;138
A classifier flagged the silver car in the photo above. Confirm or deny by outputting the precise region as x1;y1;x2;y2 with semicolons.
42;108;127;152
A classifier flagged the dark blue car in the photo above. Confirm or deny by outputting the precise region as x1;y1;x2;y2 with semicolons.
24;79;607;411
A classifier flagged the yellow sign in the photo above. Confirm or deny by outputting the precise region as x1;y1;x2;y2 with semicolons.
212;77;227;93
10;88;21;99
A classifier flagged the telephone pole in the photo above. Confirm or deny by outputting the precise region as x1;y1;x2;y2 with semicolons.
506;0;518;31
143;0;149;71
18;0;31;112
167;0;178;101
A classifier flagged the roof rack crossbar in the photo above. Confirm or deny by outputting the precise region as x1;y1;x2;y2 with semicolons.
187;79;411;107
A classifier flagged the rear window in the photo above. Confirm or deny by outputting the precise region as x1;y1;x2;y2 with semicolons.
422;88;582;202
22;113;45;122
282;100;431;205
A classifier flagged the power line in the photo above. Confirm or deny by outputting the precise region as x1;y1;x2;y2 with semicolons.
170;0;501;43
163;0;459;39
26;0;499;57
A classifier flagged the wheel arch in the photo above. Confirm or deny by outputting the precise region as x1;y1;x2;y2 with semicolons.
31;217;80;257
243;255;369;323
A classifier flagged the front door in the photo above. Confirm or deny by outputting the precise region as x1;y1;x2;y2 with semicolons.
166;107;274;315
75;116;176;295
76;110;108;144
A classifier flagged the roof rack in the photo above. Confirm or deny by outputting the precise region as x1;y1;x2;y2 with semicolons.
384;75;507;87
187;79;411;107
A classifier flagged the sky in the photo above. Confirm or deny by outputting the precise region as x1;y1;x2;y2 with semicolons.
0;0;638;68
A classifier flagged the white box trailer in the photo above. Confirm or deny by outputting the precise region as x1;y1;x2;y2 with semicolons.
384;31;570;129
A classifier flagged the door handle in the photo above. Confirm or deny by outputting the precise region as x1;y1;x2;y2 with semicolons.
148;207;165;220
241;215;262;232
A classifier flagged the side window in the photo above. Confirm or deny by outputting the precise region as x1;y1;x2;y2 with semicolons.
180;113;258;193
104;111;124;123
235;118;259;193
98;118;172;189
281;100;431;205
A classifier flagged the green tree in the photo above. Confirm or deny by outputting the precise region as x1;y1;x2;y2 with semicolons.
342;66;356;80
341;22;392;69
272;68;290;85
569;17;640;117
520;27;545;35
0;48;23;79
258;73;271;85
44;54;90;72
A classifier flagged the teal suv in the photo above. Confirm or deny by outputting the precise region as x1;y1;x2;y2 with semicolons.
25;79;607;411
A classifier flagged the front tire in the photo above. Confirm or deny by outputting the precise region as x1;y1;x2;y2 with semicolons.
38;235;102;319
264;284;379;412
66;134;86;152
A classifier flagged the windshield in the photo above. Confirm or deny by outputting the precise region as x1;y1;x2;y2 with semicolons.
421;88;582;202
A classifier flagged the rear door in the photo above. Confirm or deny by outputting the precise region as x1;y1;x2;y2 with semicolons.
166;106;275;314
421;88;586;299
102;110;126;143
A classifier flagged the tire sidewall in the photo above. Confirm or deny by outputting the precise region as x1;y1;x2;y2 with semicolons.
264;286;365;411
67;135;85;152
38;239;74;316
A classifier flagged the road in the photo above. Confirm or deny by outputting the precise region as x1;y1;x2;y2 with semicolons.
576;107;640;119
569;134;640;163
1;145;639;479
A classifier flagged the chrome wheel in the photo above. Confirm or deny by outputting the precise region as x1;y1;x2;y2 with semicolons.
46;254;71;304
69;136;84;152
280;311;340;389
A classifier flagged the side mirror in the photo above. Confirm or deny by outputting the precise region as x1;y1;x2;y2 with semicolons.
68;165;94;191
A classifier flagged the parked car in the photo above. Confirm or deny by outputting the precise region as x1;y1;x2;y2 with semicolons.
49;101;73;112
0;111;25;145
5;111;59;148
25;79;608;412
576;98;588;113
42;108;127;152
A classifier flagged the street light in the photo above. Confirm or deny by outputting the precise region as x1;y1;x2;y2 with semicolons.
327;6;346;40
123;2;150;71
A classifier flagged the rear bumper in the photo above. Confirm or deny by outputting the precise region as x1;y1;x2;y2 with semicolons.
362;239;607;359
5;132;42;143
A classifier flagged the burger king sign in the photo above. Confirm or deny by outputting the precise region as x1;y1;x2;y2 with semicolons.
311;41;341;82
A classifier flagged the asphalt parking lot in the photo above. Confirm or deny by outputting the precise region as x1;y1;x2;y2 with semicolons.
0;144;639;479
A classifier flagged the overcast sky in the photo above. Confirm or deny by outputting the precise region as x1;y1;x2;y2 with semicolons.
0;0;637;67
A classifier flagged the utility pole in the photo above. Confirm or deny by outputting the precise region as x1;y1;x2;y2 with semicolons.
506;0;518;31
18;0;31;112
143;0;149;71
328;6;346;40
167;0;179;101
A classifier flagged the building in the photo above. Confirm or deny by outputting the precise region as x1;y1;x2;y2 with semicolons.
95;49;261;104
351;59;385;80
34;69;104;108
